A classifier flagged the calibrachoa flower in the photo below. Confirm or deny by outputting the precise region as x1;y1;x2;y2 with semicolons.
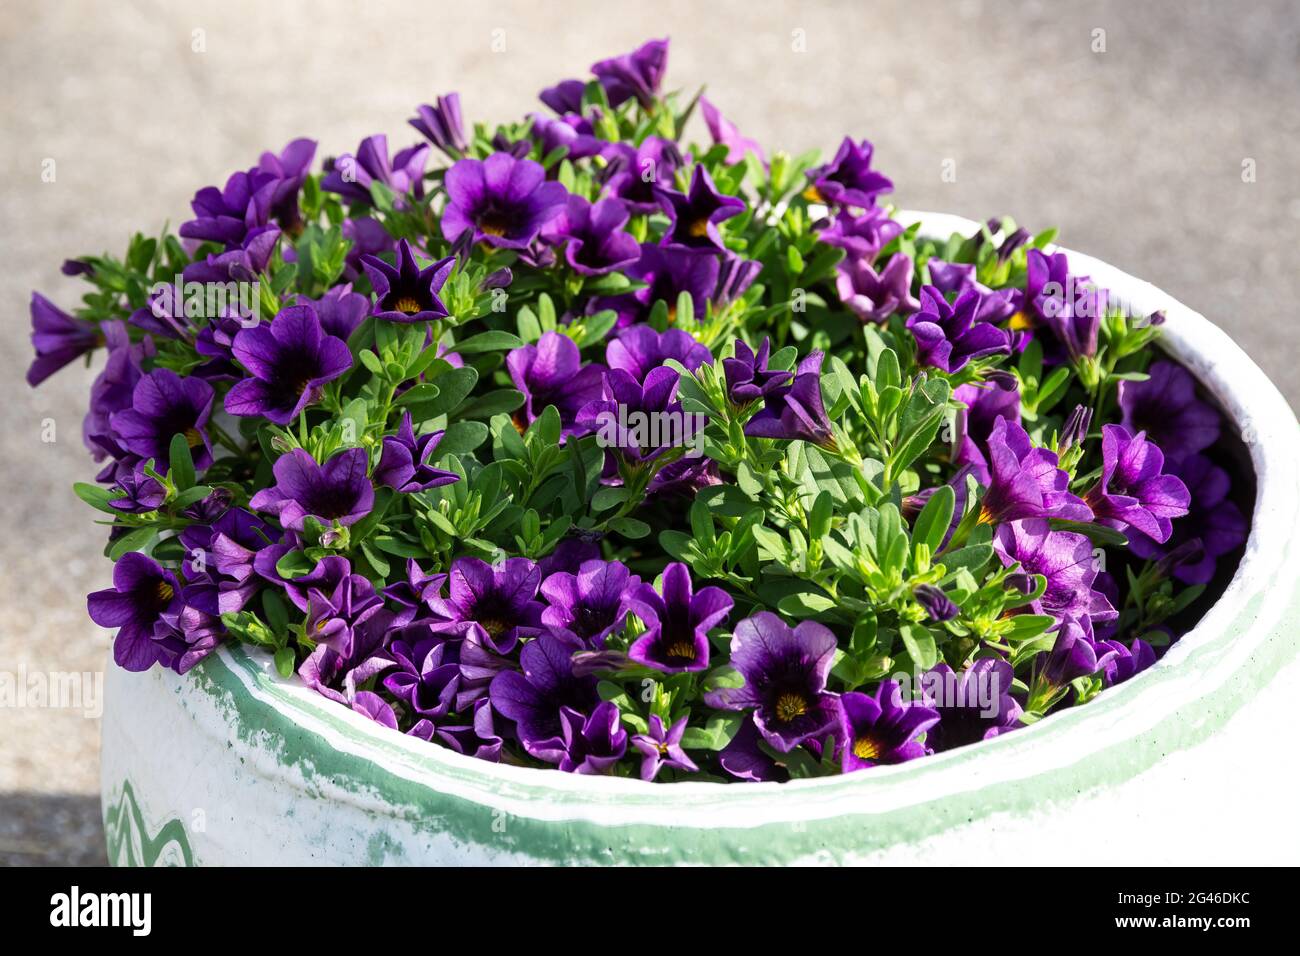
38;39;1246;785
706;612;840;753
627;562;733;673
441;152;568;249
836;680;939;771
360;239;454;323
224;304;352;425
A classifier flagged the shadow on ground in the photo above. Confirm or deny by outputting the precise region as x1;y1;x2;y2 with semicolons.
0;793;107;866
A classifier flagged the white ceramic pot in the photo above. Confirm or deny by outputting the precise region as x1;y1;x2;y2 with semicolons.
99;212;1300;866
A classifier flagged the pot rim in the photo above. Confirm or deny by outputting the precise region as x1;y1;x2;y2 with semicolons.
196;210;1300;824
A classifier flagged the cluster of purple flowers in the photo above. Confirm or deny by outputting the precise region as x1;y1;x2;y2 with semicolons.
34;38;1249;782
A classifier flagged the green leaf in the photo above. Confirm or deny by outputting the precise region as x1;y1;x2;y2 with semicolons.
453;330;524;354
274;647;296;678
435;420;489;458
74;482;118;515
609;517;651;539
108;525;157;560
899;623;938;670
912;484;955;555
168;433;196;491
680;712;743;751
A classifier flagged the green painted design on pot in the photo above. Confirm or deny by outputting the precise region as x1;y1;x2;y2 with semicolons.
103;779;194;867
98;213;1300;865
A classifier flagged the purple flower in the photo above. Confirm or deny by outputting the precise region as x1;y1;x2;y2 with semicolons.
835;252;920;323
506;331;606;436
993;519;1117;622
744;350;835;447
304;568;386;659
724;337;792;406
529;701;628;774
224;304;352;425
599;137;682;214
408;93;468;158
27;292;102;386
656;165;746;252
977;417;1092;525
1128;453;1248;584
705;611;840;753
182;224;280;285
1118;360;1221;466
382;638;461;719
87;552;183;672
922;659;1022;751
717;718;785;782
627;563;733;673
907;286;1012;373
1017;249;1107;361
541;559;641;649
1096;637;1157;686
913;584;959;623
541;195;640;276
360;239;454;324
804;137;892;209
322;134;429;206
257;138;317;232
606;325;713;382
296;283;370;341
836;680;939;771
248;447;374;531
632;715;698;781
373;411;460;493
610;243;720;325
179;507;272;616
579;366;701;467
427;557;544;654
109;368;215;473
952;373;1021;483
1084;424;1191;543
714;253;763;310
1040;616;1117;686
700;96;764;164
527;112;603;161
352;691;399;729
108;464;166;514
180;168;276;248
590;37;669;108
298;606;393;706
488;633;599;750
441;152;568;250
818;207;903;263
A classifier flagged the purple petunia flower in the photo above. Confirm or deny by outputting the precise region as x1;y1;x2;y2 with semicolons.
976;417;1092;525
540;559;641;649
578;366;701;467
87;552;184;672
1084;424;1190;543
257;138;317;233
718;718;786;782
631;714;699;781
1096;636;1157;686
427;557;545;655
1118;360;1221;466
906;286;1013;373
529;701;629;774
408;93;468;158
606;325;713;382
541;195;640;276
109;367;215;473
952;373;1021;483
360;238;454;324
321;134;429;207
724;337;792;406
506;331;607;437
527;111;603;161
913;584;959;623
922;659;1022;751
296;283;370;341
373;411;460;493
224;304;352;425
1128;453;1248;584
590;37;669;108
180;167;277;248
705;611;840;753
804;137;893;209
248;447;374;532
817;207;903;263
993;519;1117;623
700;96;765;164
599;137;683;214
1040;616;1117;686
179;506;272;616
27;292;103;386
488;633;600;751
609;243;721;326
627;562;733;673
108;464;166;514
744;350;835;447
656;165;746;252
1016;249;1108;362
381;637;461;719
836;680;939;771
304;567;387;659
298;606;393;706
441;152;568;250
835;253;919;323
182;224;281;287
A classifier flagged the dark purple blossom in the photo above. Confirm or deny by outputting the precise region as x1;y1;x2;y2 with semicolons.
627;563;733;673
109;368;215;473
360;238;454;324
993;519;1117;622
977;417;1092;525
488;633;599;750
606;325;713;382
952;373;1021;483
529;701;628;774
599;137;682;214
590;37;669;108
724;337;791;406
408;94;468;158
744;350;835;447
1097;637;1157;686
1084;424;1191;543
427;557;544;654
1118;360;1221;466
541;195;640;275
87;552;183;672
656;165;746;252
836;680;939;771
914;584;959;622
818;207;903;262
700;96;764;164
441;152;568;249
108;464;166;514
922;659;1022;751
182;224;280;286
322;134;429;207
1040;616;1117;686
297;283;370;341
304;567;387;659
907;286;1012;373
506;331;606;437
373;411;460;493
382;638;461;719
835;253;919;322
180;167;276;248
257;138;317;232
224;304;351;425
804;137;892;209
248;447;374;532
527;111;602;160
27;292;103;386
540;559;641;649
705;611;840;753
607;243;720;326
631;715;698;781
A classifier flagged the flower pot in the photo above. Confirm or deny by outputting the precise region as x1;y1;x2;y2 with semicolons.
99;211;1300;866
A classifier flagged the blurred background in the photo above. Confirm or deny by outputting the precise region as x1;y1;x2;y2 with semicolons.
2;0;1297;864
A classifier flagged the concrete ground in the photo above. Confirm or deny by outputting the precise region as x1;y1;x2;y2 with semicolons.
1;0;1297;865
